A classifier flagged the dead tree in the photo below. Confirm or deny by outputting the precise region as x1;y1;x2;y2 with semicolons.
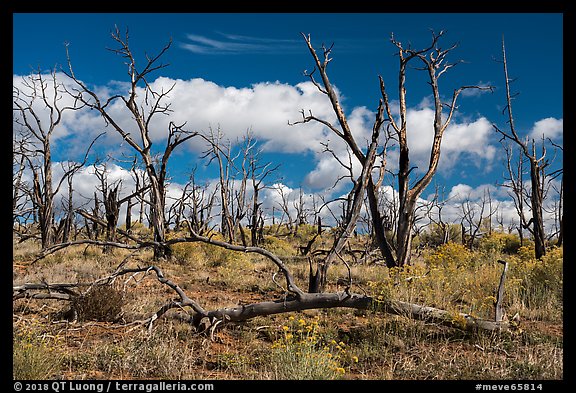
554;179;563;246
65;27;197;259
248;147;279;247
274;185;296;236
59;169;75;242
56;158;99;243
296;31;491;269
293;187;309;236
200;127;237;243
13;68;87;249
13;134;37;234
295;35;387;291
234;134;254;245
186;170;218;236
419;186;458;248
459;191;486;250
166;182;191;232
128;155;150;229
500;144;529;246
125;155;142;232
492;38;551;259
93;162;122;253
549;168;563;246
80;160;152;252
383;32;492;266
542;139;563;246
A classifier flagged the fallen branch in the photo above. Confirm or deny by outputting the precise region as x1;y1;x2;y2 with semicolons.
13;282;85;301
204;293;511;332
14;269;513;333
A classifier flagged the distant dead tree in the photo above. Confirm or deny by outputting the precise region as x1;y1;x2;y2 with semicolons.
55;156;101;243
187;170;218;236
458;189;499;250
166;181;191;233
201;127;234;242
491;37;565;259
65;26;197;259
199;129;276;245
92;161;122;253
127;155;151;230
419;185;461;248
499;144;529;246
248;146;280;246
13;68;89;249
13;134;36;233
546;140;563;246
273;185;296;236
295;31;492;275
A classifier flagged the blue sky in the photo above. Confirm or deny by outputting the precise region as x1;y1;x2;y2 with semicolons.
13;12;563;229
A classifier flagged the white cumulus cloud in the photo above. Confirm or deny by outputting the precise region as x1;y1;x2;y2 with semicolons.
529;117;563;141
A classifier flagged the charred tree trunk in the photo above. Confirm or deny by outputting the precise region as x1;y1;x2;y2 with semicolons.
529;159;546;259
149;176;171;260
396;197;416;267
92;192;100;240
251;187;261;247
125;197;132;232
103;185;120;254
366;179;396;268
38;169;54;249
62;175;74;243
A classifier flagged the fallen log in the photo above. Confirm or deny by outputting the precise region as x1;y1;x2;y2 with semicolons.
14;260;514;333
203;292;512;332
14;280;511;332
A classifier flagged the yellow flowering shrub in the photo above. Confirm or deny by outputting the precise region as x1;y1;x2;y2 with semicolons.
13;321;62;379
270;315;357;379
366;241;563;321
424;242;474;269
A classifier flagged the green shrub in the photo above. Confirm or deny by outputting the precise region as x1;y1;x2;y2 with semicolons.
293;224;321;242
508;246;563;316
13;331;61;379
261;236;296;257
203;243;250;267
479;232;522;255
171;242;207;266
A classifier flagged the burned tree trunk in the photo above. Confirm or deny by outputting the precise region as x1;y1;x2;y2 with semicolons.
125;197;132;232
103;185;120;254
493;38;552;260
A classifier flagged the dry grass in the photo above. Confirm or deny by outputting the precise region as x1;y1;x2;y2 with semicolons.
12;230;563;380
